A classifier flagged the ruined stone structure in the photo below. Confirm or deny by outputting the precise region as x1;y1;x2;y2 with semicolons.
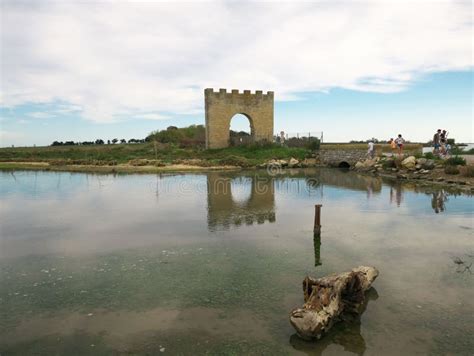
317;149;370;168
204;88;274;149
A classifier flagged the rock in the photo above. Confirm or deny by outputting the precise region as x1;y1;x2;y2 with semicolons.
289;266;379;340
364;159;376;168
422;159;435;170
415;164;422;170
416;158;427;165
302;158;316;167
397;173;408;179
288;157;299;168
278;159;288;167
436;177;445;182
401;156;416;169
355;161;364;169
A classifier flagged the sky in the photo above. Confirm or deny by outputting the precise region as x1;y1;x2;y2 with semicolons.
0;0;472;147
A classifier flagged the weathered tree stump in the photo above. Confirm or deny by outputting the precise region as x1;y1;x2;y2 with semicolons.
290;266;379;340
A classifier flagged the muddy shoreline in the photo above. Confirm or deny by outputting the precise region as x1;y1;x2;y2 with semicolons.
1;160;473;193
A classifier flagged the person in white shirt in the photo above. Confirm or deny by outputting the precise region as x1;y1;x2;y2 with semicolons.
367;141;375;159
395;134;405;156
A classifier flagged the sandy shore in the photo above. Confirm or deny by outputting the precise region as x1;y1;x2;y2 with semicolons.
0;161;242;174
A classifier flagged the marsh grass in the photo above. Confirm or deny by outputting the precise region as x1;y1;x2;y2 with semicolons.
0;143;309;166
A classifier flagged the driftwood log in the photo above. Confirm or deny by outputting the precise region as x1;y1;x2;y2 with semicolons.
290;266;379;340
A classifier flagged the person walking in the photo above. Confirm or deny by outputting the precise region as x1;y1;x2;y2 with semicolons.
433;129;441;155
395;134;405;156
440;130;448;155
389;138;397;156
367;140;375;159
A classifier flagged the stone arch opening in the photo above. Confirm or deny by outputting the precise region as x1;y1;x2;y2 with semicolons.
229;113;254;146
338;161;351;169
205;88;274;149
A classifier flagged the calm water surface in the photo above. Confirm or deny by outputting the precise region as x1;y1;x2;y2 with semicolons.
0;169;473;355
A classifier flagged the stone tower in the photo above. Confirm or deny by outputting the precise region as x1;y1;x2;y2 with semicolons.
204;88;274;149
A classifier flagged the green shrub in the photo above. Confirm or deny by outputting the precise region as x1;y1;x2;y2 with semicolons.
306;139;321;151
445;156;466;166
444;165;460;175
424;152;435;159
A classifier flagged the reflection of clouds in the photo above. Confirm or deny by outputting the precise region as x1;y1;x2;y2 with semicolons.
0;174;210;258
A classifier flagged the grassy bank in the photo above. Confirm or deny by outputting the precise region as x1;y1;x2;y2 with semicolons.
0;143;310;168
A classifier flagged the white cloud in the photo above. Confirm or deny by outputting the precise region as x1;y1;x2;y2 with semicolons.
28;112;55;119
0;130;25;146
135;113;170;121
0;1;471;123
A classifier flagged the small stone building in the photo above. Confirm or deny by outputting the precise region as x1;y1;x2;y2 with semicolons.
204;88;274;149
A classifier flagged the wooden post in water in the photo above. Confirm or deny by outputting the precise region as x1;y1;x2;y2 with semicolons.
314;204;322;234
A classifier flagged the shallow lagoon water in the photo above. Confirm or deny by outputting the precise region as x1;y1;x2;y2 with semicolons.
0;169;473;355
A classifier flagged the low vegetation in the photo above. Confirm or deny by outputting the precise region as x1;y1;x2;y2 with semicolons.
444;156;466;166
0;142;310;168
444;165;460;175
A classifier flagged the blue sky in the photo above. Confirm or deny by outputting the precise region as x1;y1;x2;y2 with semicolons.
1;71;472;146
0;1;472;147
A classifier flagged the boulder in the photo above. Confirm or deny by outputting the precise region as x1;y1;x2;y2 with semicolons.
277;159;288;167
401;156;416;169
355;161;364;169
366;159;376;167
288;157;299;168
416;158;427;165
422;159;435;170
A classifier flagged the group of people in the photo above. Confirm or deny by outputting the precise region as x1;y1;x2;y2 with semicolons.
367;134;405;158
432;129;450;156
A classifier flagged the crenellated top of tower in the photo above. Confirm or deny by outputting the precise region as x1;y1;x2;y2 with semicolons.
204;88;274;100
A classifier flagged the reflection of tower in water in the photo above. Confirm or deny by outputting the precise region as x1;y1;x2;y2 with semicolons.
206;173;276;231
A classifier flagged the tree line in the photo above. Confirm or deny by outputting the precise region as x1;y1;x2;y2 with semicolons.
51;138;145;146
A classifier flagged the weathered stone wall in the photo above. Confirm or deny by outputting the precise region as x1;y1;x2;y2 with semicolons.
205;88;274;149
318;149;368;167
